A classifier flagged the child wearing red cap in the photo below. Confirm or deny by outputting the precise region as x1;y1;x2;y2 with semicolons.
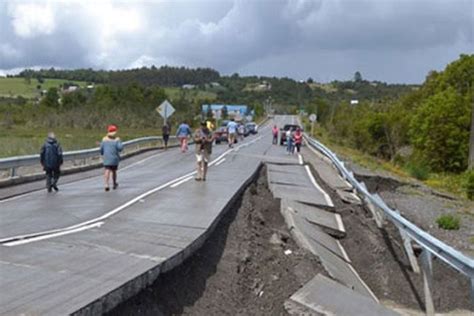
100;125;123;191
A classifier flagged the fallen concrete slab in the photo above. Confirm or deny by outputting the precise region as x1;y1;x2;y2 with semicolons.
302;146;353;191
285;274;400;316
336;189;362;205
283;199;345;237
289;209;349;262
281;205;378;301
267;163;308;176
267;170;312;188
271;183;333;208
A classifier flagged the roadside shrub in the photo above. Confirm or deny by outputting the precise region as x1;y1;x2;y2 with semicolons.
436;214;461;230
464;170;474;200
405;162;430;181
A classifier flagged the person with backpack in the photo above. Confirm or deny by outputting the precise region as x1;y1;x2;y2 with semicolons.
162;123;170;150
100;125;123;191
176;121;192;152
194;121;214;181
40;132;63;192
293;128;303;153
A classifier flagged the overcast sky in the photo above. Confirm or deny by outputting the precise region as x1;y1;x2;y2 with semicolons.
0;0;472;83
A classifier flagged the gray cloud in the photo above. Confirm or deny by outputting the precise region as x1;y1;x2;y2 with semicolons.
0;0;472;83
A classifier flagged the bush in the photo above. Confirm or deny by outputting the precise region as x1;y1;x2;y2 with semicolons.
464;170;474;200
436;214;460;230
405;162;430;181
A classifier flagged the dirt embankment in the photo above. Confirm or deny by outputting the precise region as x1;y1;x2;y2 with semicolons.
109;167;324;315
305;163;472;313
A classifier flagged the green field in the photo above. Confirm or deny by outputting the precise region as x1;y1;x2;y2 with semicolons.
0;77;88;98
0;126;161;158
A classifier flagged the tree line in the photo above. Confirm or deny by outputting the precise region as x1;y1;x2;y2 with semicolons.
311;54;473;175
17;66;220;87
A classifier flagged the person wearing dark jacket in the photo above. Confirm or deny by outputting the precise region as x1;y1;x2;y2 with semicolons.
40;132;63;192
162;123;170;150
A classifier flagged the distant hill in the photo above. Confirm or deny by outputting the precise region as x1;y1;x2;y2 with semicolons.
0;77;88;99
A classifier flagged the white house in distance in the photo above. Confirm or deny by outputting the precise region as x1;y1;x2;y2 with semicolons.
182;84;195;89
350;99;359;105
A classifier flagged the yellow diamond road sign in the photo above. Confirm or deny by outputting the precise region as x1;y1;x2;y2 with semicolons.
156;100;175;119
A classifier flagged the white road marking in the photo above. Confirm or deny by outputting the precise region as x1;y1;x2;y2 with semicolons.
4;222;104;247
347;263;380;303
1;135;263;245
298;154;303;165
0;151;166;204
337;240;351;263
304;165;334;207
335;213;345;233
215;158;226;166
170;176;193;188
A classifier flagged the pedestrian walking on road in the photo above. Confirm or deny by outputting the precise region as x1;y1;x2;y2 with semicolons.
286;129;294;154
238;124;245;141
194;121;213;181
40;132;63;192
100;125;123;191
162;123;170;150
272;125;279;144
176;121;192;152
293;128;303;153
227;118;238;148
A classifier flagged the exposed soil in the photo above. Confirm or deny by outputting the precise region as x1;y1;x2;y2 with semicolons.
109;167;324;315
305;162;473;313
350;162;474;258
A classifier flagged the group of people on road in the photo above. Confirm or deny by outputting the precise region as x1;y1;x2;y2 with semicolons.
41;117;243;192
272;125;303;154
42;115;278;192
41;124;124;193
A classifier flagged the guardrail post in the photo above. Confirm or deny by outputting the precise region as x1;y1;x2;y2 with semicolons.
359;182;384;228
420;250;435;316
398;229;420;274
10;167;16;178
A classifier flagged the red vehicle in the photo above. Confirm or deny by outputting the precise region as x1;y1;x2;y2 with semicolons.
214;126;228;144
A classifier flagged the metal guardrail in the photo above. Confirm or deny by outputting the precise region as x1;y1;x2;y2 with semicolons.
304;134;474;314
0;136;176;177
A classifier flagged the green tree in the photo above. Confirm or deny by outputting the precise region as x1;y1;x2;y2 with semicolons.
354;71;363;82
41;87;60;108
410;87;471;172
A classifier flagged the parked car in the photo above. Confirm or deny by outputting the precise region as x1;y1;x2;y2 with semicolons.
280;124;301;145
238;123;250;137
245;122;258;134
214;121;239;144
214;126;228;144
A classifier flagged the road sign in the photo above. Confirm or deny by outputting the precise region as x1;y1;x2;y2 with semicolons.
309;113;317;122
156;100;175;122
